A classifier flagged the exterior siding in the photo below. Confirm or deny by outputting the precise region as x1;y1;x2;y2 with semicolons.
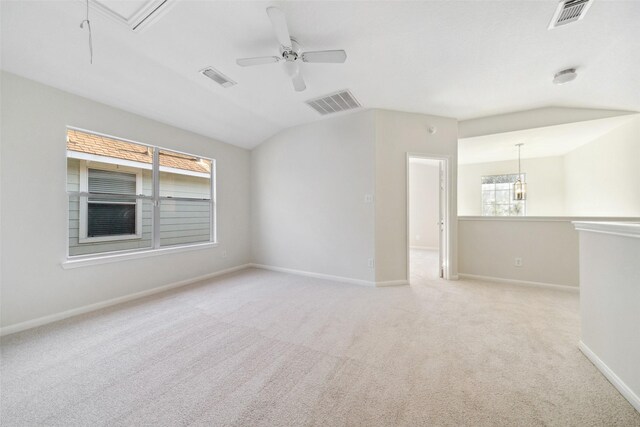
67;159;211;256
159;171;211;247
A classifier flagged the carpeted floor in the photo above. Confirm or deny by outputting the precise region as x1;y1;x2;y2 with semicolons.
1;250;639;426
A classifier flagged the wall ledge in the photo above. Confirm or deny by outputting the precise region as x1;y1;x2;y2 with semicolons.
573;221;640;239
459;216;640;223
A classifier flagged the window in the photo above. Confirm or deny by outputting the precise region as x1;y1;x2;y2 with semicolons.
67;128;215;258
79;164;143;243
481;174;526;216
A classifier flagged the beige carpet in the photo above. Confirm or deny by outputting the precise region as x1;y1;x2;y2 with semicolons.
1;250;639;426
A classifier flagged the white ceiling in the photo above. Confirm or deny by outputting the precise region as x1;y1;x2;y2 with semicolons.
458;114;637;165
93;0;155;22
2;1;639;149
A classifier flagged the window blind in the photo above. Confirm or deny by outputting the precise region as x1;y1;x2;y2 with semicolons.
88;169;136;195
87;169;137;236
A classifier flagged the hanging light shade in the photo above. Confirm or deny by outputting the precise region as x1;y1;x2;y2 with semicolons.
513;143;526;201
514;179;526;200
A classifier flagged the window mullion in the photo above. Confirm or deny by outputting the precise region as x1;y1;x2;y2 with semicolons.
152;148;161;249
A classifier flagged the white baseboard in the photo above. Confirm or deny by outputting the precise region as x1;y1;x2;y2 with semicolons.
250;264;410;288
409;245;439;251
579;341;640;412
458;273;579;293
2;263;409;336
0;264;252;337
376;280;409;287
250;263;376;287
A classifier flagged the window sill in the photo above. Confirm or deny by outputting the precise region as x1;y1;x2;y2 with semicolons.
78;233;142;244
62;242;218;269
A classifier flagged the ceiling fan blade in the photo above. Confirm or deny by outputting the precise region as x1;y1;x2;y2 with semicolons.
266;7;292;48
301;50;347;63
236;56;281;67
284;61;306;92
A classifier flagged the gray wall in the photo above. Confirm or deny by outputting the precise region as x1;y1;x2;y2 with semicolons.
1;72;251;328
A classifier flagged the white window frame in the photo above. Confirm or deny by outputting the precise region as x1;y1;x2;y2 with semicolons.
66;126;217;263
481;173;527;217
78;160;143;243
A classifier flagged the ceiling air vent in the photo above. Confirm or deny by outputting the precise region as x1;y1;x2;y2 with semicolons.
548;0;593;29
200;67;237;88
305;90;361;116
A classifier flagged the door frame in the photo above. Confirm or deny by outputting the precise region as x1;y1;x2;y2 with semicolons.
406;152;452;281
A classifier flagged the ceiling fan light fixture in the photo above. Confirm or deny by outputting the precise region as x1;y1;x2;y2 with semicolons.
553;68;578;85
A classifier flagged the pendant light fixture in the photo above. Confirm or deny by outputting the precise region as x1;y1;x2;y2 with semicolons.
513;143;526;201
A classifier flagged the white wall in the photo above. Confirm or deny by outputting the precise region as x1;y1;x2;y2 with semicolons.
564;116;640;217
458;156;566;216
575;222;640;411
251;108;458;285
251;110;376;283
375;109;458;282
409;162;440;248
458;218;580;287
0;72;252;328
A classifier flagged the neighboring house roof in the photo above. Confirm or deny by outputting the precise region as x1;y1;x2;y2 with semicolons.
67;129;211;174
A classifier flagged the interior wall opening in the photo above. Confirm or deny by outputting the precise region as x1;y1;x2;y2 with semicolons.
408;156;446;282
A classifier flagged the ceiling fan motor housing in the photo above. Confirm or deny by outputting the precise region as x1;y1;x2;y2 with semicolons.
281;38;301;62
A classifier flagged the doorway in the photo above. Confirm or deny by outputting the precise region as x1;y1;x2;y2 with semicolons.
407;154;450;282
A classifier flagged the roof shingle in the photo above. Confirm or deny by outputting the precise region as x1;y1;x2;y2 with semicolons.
67;129;211;174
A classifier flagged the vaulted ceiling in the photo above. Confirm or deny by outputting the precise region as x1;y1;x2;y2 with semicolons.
2;0;639;149
459;114;638;164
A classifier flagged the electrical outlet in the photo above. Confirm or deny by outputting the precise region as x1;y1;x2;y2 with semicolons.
367;258;375;268
364;194;374;203
221;250;228;258
415;234;421;241
514;257;523;267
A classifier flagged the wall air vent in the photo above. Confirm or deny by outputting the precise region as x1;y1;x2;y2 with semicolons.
200;67;237;88
89;0;176;33
305;90;361;116
548;0;593;29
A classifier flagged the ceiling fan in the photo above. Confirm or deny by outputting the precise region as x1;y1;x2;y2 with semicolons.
236;7;347;92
